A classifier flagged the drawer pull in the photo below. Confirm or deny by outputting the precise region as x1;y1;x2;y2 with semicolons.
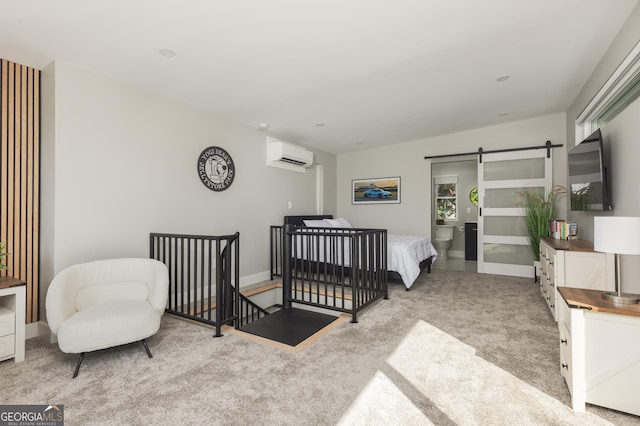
561;338;567;344
562;363;569;370
567;303;593;311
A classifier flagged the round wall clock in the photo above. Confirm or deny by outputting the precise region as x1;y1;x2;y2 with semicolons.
197;146;235;191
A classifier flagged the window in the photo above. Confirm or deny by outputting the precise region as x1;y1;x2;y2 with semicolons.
435;175;458;220
577;40;640;140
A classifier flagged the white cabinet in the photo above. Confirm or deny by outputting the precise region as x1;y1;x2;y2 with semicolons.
0;278;26;363
539;238;614;321
558;287;640;416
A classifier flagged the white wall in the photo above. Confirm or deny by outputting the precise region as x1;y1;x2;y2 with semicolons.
590;99;640;293
566;3;640;292
337;113;567;237
39;60;336;318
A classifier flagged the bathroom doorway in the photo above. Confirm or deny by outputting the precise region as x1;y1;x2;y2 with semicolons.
431;159;478;272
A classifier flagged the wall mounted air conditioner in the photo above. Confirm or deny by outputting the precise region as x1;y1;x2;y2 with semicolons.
266;136;314;173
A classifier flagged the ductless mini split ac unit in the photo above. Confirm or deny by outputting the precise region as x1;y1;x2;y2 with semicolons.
266;136;314;173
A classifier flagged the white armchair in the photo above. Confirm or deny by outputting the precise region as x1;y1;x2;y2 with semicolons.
46;258;169;377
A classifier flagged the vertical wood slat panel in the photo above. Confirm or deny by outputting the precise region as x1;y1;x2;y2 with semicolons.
32;70;40;320
0;58;40;323
1;60;7;250
7;62;15;280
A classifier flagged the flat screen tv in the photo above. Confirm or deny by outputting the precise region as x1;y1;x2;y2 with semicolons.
568;129;612;211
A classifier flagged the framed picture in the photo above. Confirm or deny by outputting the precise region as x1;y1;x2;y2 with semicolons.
352;177;401;204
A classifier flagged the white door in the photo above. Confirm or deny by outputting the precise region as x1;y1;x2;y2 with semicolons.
477;149;552;277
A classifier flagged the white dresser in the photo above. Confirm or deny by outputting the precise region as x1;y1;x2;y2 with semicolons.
558;287;640;416
539;238;614;321
0;277;26;363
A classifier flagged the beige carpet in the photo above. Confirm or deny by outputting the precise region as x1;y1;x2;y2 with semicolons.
1;269;638;425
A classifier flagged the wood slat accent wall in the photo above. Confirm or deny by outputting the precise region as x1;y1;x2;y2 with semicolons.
1;59;40;323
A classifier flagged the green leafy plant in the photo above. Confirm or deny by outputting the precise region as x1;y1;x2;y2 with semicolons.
469;186;478;206
0;241;7;271
518;186;565;262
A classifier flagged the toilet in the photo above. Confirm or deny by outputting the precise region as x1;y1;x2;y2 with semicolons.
434;225;455;260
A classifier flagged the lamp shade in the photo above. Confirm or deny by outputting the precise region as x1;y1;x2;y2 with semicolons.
594;216;640;255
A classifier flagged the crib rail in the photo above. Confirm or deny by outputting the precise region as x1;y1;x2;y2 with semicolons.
150;232;240;337
281;224;388;323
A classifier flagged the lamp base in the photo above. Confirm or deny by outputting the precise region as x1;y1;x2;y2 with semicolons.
602;291;640;304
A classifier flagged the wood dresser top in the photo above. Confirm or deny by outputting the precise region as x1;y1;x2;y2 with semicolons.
542;237;596;252
0;276;27;290
558;287;640;318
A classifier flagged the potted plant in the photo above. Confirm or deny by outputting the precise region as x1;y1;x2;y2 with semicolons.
0;241;7;271
518;186;564;279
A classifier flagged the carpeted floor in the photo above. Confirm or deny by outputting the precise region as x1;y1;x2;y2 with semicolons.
1;269;638;425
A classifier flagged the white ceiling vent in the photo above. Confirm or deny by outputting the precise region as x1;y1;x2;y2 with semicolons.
266;136;314;173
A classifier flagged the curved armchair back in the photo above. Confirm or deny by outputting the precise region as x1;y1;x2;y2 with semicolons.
46;258;169;335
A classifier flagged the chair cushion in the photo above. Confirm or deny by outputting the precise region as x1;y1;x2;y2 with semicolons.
57;300;161;354
75;281;149;311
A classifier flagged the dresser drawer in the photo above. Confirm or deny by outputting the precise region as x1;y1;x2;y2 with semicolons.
0;306;16;337
0;333;15;359
547;262;556;284
559;322;573;395
558;295;571;331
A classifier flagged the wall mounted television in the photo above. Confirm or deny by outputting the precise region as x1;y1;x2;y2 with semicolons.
568;129;612;211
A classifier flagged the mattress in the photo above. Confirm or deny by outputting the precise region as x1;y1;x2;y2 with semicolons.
387;234;438;289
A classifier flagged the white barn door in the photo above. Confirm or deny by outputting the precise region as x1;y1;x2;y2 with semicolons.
477;149;552;277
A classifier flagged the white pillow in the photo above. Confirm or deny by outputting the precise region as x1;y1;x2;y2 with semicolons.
75;281;150;311
327;217;353;228
303;219;332;227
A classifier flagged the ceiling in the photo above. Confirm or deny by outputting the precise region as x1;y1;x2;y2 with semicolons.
1;0;638;154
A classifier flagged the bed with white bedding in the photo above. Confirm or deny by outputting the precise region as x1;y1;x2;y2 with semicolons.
387;233;438;289
275;215;437;290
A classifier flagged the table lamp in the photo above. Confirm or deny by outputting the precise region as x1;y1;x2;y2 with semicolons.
594;216;640;304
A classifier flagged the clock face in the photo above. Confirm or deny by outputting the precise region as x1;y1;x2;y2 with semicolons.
197;146;235;191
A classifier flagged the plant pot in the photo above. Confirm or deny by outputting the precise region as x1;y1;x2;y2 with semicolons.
533;260;541;283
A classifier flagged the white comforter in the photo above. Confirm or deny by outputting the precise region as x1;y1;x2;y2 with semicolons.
388;234;438;289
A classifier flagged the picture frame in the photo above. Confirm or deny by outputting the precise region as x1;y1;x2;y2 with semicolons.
352;177;401;204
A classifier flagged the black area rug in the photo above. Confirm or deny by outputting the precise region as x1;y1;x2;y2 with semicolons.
239;307;338;346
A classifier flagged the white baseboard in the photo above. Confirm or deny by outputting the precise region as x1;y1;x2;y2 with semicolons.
26;321;51;340
28;271;272;341
239;270;271;288
448;250;465;259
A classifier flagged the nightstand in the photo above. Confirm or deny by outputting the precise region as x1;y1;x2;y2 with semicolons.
558;287;640;416
0;276;26;363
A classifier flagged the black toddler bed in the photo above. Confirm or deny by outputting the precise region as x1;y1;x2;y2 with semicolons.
271;215;436;290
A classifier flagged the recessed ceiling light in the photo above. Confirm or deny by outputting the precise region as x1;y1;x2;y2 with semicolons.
355;142;364;145
258;123;269;130
158;48;176;58
315;123;325;127
498;112;509;117
496;75;510;82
